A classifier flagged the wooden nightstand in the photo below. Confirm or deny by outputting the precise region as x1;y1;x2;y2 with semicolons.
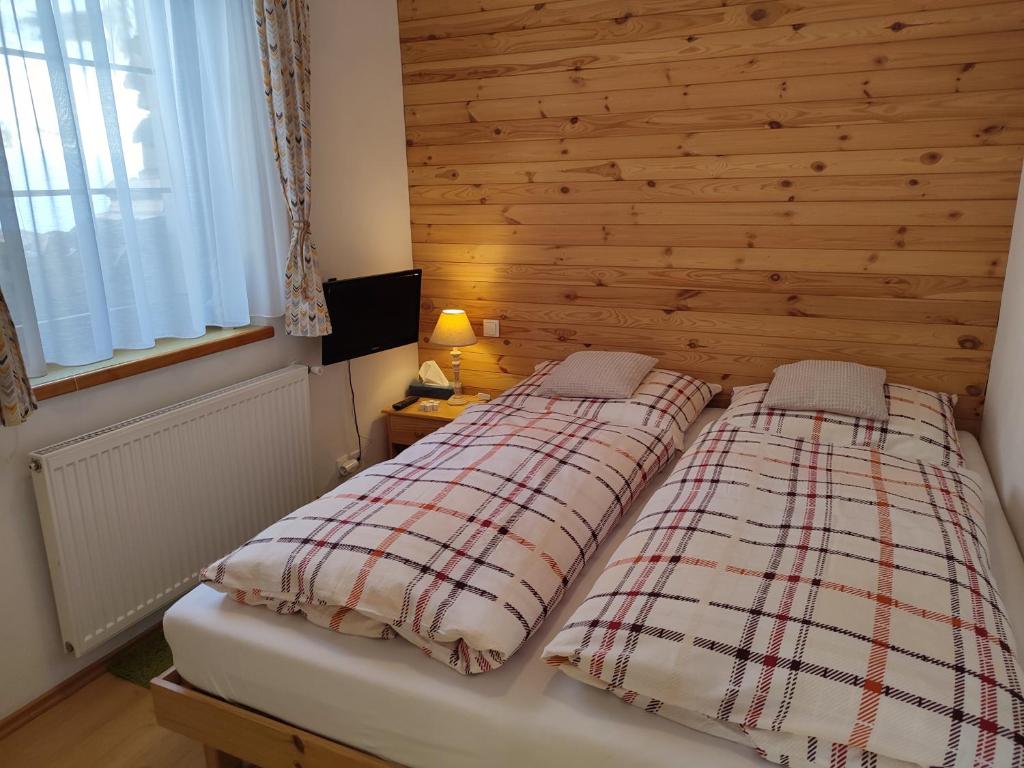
383;397;477;458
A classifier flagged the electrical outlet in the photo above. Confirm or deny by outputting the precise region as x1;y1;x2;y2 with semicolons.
336;450;361;479
483;319;500;337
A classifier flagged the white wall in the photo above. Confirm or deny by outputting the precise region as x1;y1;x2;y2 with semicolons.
982;170;1024;545
0;327;313;718
308;0;418;475
0;0;414;719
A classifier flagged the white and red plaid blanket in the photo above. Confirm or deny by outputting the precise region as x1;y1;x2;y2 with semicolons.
545;420;1024;767
493;361;721;450
202;400;675;674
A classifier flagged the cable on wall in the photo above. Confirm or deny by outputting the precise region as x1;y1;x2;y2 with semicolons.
348;360;362;463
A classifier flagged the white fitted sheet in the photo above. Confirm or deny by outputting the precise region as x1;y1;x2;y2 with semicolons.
165;411;1024;768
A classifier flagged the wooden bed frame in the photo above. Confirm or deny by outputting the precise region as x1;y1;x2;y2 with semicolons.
151;668;400;768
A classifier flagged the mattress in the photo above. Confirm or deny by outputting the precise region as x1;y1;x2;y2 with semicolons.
165;410;1024;768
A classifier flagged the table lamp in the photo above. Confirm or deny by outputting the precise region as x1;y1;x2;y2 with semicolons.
429;309;477;405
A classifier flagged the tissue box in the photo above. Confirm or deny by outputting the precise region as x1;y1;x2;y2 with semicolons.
407;381;454;399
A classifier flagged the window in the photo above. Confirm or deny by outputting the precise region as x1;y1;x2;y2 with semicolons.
0;0;287;379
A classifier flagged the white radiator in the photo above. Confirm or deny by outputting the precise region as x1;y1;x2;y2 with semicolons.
30;365;314;657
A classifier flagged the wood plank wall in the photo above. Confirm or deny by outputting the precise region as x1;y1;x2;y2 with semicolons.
398;0;1024;433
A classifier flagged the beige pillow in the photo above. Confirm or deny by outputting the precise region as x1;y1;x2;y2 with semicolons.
535;351;658;399
765;360;887;420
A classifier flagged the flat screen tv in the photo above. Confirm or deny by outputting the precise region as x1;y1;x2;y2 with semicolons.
321;269;422;365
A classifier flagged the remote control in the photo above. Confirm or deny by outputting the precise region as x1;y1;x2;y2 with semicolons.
392;395;418;411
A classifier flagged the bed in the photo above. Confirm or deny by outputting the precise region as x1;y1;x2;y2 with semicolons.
158;407;1024;768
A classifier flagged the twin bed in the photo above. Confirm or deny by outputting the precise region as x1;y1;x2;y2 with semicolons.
156;359;1024;768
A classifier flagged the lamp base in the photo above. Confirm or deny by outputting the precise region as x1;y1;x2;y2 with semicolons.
447;395;469;406
450;347;463;396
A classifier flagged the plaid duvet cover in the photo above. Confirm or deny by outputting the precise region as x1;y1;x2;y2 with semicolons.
202;400;675;674
544;420;1024;767
724;383;964;468
492;361;721;450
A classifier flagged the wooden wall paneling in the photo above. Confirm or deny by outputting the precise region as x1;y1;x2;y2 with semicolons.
410;200;1015;226
408;174;1022;207
412;244;1008;277
399;0;1006;65
405;119;1024;166
405;91;1024;146
413;263;1005;301
416;318;992;375
406;147;1024;186
400;0;1024;431
405;61;1024;126
399;0;1000;42
420;276;1002;333
411;223;1011;251
399;0;868;40
398;0;552;23
417;296;998;349
402;30;1024;104
401;4;1024;84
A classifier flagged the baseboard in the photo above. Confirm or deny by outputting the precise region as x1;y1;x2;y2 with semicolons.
0;623;163;740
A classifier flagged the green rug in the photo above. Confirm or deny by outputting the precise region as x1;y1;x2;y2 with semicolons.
107;627;173;688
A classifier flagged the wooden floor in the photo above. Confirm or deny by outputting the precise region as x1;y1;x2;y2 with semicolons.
0;673;204;768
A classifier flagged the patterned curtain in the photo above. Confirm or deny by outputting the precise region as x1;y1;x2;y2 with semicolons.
254;0;332;337
0;288;36;427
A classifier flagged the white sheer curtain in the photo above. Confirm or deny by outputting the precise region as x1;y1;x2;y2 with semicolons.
0;0;287;378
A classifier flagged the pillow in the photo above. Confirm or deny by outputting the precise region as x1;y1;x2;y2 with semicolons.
722;382;963;467
491;360;721;450
536;351;657;399
765;360;887;420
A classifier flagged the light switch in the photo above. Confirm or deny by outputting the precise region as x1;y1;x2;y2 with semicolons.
483;319;500;337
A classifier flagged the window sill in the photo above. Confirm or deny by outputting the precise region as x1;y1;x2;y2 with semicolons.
31;325;276;402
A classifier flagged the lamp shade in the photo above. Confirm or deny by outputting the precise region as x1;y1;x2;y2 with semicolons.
430;309;477;347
